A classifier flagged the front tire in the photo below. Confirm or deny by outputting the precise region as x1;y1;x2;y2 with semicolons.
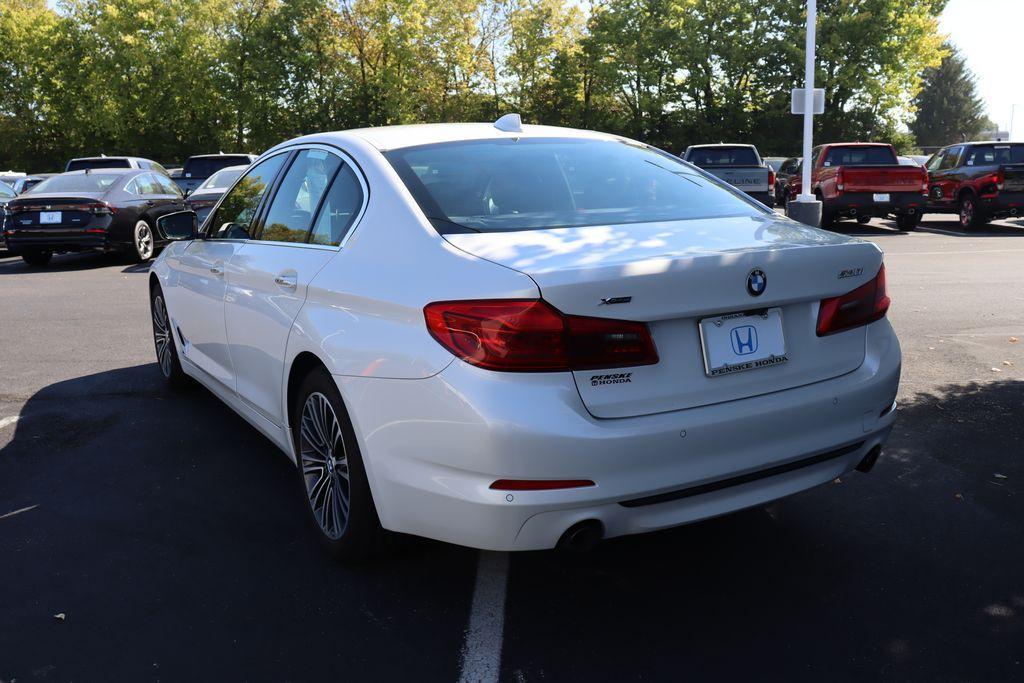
292;367;390;560
130;219;156;262
22;250;52;267
150;284;188;388
959;195;989;229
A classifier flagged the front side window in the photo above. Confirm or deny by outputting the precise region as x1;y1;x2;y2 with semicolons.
386;138;761;234
258;149;342;243
939;146;963;170
207;153;287;239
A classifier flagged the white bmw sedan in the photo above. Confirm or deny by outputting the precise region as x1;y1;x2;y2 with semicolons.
149;118;901;558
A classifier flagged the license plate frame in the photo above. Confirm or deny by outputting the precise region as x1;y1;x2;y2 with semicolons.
872;193;890;203
39;211;62;224
698;308;789;377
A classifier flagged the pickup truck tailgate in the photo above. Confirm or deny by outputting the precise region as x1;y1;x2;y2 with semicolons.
841;165;926;193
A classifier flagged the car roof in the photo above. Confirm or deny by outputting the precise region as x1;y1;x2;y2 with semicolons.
958;140;1023;146
821;142;891;147
186;153;255;159
270;123;626;154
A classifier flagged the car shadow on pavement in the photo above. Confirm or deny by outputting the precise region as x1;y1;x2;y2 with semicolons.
501;380;1024;682
0;251;129;274
0;364;474;682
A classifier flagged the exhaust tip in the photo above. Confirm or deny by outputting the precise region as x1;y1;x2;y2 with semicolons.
856;445;883;474
849;209;857;216
908;208;916;215
557;520;604;553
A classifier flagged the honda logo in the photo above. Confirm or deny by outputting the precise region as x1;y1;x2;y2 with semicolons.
730;325;758;355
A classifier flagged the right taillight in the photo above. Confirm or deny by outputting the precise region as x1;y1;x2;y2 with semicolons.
423;299;658;372
816;265;890;336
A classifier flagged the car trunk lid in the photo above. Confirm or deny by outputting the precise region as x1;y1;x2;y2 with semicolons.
444;214;883;418
7;193;107;231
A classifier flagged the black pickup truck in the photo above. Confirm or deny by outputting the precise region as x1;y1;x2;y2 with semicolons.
925;142;1024;227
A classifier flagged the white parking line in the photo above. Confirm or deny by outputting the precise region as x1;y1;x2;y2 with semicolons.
0;415;20;430
458;551;509;683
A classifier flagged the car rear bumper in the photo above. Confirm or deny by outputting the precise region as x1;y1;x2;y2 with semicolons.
4;234;112;253
826;192;927;218
336;318;901;551
980;191;1024;216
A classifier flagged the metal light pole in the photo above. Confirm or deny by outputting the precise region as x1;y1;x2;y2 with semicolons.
786;0;823;227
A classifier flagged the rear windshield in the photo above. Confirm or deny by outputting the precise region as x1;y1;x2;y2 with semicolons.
822;146;896;167
965;144;1024;166
386;138;762;234
0;181;14;198
686;146;760;167
66;158;132;172
198;167;244;190
30;173;123;193
184;156;251;179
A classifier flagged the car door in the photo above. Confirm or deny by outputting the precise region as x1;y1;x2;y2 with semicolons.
224;146;366;426
166;152;289;389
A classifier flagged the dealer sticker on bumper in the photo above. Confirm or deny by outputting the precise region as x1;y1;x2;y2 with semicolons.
699;308;789;377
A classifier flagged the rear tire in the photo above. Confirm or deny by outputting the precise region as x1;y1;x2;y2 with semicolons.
292;367;391;561
21;250;52;267
130;219;156;262
959;194;989;229
896;213;921;231
150;283;189;388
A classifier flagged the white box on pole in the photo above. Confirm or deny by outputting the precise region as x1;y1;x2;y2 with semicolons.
791;88;825;115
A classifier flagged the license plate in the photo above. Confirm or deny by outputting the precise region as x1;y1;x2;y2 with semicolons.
39;211;62;224
699;308;789;377
872;193;890;203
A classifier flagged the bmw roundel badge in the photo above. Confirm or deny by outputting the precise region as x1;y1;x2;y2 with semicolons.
747;269;767;297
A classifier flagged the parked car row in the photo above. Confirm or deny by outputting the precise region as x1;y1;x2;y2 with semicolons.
1;152;255;265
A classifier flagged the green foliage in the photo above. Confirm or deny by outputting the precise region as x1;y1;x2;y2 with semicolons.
0;0;950;170
911;43;990;148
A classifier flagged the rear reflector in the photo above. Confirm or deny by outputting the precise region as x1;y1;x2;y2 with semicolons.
424;299;658;372
816;265;890;336
490;479;595;491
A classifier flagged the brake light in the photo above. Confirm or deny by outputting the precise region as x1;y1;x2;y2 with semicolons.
921;169;929;194
835;168;844;193
768;168;776;188
423;299;659;372
816;265;890;336
85;202;116;215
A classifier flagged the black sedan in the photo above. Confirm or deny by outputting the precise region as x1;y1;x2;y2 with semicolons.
3;169;187;267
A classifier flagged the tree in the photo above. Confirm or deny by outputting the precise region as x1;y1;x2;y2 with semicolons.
911;43;989;148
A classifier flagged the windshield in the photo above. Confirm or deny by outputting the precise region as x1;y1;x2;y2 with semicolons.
823;146;896;166
686;146;760;167
198;167;244;190
184;156;251;179
66;158;132;172
386;138;762;234
30;173;122;193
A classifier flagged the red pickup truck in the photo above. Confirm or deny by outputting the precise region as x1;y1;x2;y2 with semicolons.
924;141;1024;228
787;143;929;229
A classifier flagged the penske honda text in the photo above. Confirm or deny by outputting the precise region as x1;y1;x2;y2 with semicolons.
148;116;901;558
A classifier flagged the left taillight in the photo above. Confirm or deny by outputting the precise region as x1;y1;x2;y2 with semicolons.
816;265;890;337
85;202;115;215
423;299;659;372
768;168;776;189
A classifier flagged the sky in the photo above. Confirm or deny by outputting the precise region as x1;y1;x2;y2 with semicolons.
939;0;1022;137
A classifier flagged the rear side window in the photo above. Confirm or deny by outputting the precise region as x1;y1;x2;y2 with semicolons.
207;153;287;239
387;138;760;234
965;144;1024;166
66;158;132;172
309;165;364;246
686;147;759;167
823;146;896;166
184;156;253;179
258;149;341;243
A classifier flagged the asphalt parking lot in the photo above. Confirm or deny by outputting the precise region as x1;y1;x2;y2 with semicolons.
2;213;1023;682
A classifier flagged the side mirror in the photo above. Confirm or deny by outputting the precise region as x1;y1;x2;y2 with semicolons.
183;188;192;198
158;210;199;241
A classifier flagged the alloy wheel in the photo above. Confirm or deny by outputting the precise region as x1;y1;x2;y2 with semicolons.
152;294;173;378
299;392;350;540
136;221;154;260
960;199;973;228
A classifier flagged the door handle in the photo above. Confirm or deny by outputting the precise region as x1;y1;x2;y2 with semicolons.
274;274;297;288
209;265;223;275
